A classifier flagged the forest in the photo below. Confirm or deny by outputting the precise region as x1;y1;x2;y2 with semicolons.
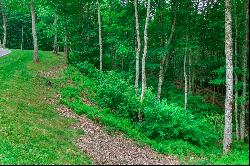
0;0;249;165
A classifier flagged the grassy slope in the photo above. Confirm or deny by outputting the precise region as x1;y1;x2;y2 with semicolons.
0;50;91;165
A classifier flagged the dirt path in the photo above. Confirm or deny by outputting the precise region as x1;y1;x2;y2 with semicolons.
41;56;179;165
56;105;179;165
0;48;11;57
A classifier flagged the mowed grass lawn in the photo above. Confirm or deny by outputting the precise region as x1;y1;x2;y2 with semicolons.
0;50;91;165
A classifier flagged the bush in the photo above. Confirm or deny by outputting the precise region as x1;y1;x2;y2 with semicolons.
64;63;221;147
94;71;141;121
140;99;219;146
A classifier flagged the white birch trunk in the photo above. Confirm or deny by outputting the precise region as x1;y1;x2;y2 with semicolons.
188;52;192;94
53;14;58;54
223;0;233;154
184;35;188;112
140;0;150;102
157;15;176;100
31;0;38;63
134;0;141;93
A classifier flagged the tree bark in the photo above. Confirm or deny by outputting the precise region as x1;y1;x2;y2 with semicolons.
134;0;141;93
31;0;38;63
157;14;176;100
140;0;150;102
188;50;192;94
184;35;188;111
233;0;239;141
53;14;58;54
0;0;7;48
223;0;233;154
21;25;24;50
240;0;249;141
97;0;103;72
64;26;68;56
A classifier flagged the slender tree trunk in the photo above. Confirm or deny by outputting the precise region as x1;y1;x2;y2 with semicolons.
184;35;188;111
21;25;24;50
157;56;166;100
53;14;58;54
31;0;38;63
233;0;240;141
240;0;249;141
64;26;68;56
0;0;7;48
97;0;103;71
188;51;192;94
223;0;233;154
157;15;176;100
140;0;150;102
213;85;215;105
134;0;141;93
2;11;6;48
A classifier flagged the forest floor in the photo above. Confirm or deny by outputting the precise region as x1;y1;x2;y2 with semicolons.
0;50;179;165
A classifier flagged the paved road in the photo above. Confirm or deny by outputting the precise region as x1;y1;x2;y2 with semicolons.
0;48;11;57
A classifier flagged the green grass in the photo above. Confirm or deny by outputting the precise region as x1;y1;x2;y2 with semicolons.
0;50;92;165
1;49;247;165
60;65;249;165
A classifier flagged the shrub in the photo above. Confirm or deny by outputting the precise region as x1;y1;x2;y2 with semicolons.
64;63;221;147
140;99;219;146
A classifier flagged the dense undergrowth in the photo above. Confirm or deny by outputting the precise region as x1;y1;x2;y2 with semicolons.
60;61;249;165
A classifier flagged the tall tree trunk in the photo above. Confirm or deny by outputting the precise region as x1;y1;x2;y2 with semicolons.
223;0;233;154
64;26;68;56
134;0;141;93
0;0;7;48
140;0;150;102
97;0;103;72
184;35;188;111
157;14;176;100
233;0;240;141
188;51;192;94
240;0;249;141
31;0;38;63
53;14;58;54
21;25;24;50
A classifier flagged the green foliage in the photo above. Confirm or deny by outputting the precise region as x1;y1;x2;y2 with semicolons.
64;63;221;147
141;100;220;146
60;63;249;165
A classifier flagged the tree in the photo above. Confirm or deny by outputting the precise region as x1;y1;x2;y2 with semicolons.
98;0;103;71
233;0;240;141
0;0;7;48
134;0;141;93
184;34;188;111
157;10;176;100
64;25;68;56
223;0;233;154
53;14;58;53
140;0;150;102
31;0;38;63
240;0;249;141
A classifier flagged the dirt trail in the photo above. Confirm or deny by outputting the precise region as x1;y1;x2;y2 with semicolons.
42;56;179;165
0;48;11;57
56;105;179;165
